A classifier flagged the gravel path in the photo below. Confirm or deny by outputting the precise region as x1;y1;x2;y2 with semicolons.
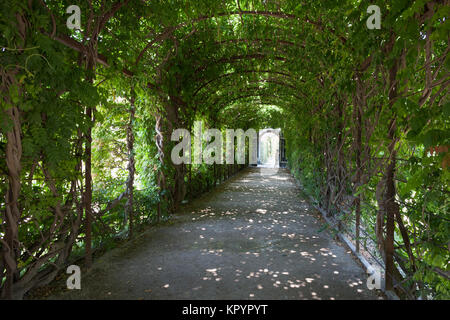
49;167;381;300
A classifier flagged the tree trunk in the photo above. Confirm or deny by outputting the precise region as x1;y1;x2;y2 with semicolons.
84;106;93;268
384;149;397;291
354;79;363;253
2;103;22;300
125;92;136;238
155;114;165;222
384;50;400;292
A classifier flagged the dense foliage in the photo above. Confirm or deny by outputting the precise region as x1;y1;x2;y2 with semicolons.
0;0;448;299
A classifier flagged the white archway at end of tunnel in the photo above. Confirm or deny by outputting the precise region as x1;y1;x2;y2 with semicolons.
258;128;281;168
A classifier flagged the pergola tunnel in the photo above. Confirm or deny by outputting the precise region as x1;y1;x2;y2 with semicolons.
0;1;449;300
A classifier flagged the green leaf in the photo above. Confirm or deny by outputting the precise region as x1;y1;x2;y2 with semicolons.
9;84;19;104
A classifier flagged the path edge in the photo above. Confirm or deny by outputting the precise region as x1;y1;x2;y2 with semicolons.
290;174;399;300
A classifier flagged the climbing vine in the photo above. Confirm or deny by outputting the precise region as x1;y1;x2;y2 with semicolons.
0;0;448;299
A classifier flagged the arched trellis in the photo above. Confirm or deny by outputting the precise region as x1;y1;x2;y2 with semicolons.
194;79;308;105
152;32;322;91
48;4;340;108
38;2;348;248
1;0;448;301
206;92;299;116
138;11;327;213
192;69;296;96
134;9;347;66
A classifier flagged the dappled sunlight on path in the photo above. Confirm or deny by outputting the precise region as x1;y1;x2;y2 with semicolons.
49;168;381;300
